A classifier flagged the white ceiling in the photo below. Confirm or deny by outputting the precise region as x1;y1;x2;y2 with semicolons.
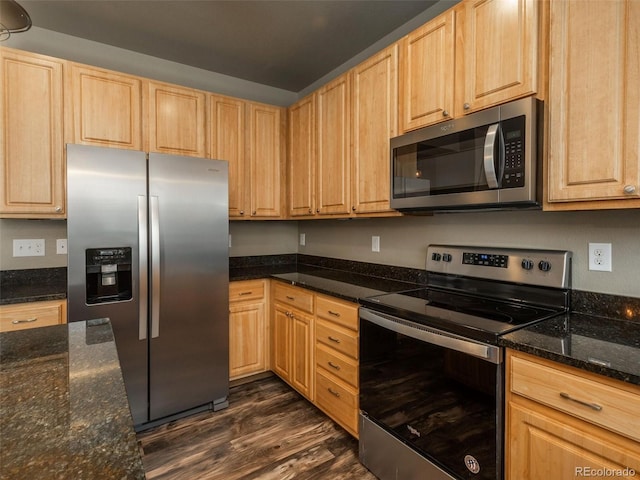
17;0;444;92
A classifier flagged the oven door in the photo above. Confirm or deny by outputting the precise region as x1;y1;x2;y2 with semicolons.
359;308;503;480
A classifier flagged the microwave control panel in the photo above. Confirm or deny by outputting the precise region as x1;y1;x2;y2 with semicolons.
502;115;526;188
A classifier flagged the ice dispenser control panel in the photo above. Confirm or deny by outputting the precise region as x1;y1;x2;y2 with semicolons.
85;247;133;304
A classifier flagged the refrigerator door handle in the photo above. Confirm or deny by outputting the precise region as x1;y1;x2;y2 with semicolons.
150;195;161;338
138;196;148;340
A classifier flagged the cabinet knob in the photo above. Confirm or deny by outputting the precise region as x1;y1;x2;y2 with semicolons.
463;103;471;111
55;206;62;213
352;206;356;211
308;208;312;213
239;210;244;215
623;185;637;195
442;110;449;117
316;208;320;213
252;211;257;215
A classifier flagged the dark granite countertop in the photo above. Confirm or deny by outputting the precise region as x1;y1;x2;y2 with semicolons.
0;320;146;479
0;267;67;305
500;313;640;386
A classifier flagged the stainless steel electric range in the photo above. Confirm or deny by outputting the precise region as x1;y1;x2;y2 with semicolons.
358;245;572;480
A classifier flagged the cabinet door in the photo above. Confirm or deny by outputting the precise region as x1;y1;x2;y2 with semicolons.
457;0;538;115
547;0;640;206
352;44;399;214
316;73;351;215
400;10;455;132
0;300;67;332
210;94;247;217
507;402;640;480
148;81;206;157
247;102;283;218
272;304;292;381
290;309;314;400
229;301;266;380
288;94;316;217
0;49;65;217
69;64;143;150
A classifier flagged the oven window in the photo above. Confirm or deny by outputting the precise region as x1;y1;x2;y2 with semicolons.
360;318;501;480
392;124;495;199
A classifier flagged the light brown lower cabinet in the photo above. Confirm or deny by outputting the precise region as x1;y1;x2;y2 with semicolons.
0;300;67;333
229;280;268;381
505;350;640;480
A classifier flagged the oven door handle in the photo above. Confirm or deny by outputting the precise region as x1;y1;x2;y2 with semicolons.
360;308;501;364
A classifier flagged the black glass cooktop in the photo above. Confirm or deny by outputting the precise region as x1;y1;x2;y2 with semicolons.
360;287;565;344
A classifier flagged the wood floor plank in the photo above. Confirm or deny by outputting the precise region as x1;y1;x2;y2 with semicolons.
138;376;377;480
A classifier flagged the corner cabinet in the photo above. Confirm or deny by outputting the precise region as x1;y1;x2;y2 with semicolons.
505;350;640;480
546;0;640;210
229;280;268;381
0;49;65;218
272;283;314;400
67;64;143;150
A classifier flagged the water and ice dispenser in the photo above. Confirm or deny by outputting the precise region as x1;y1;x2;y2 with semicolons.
85;248;133;304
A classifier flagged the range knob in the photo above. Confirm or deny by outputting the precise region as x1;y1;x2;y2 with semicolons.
431;253;442;261
442;253;452;262
521;259;534;270
538;260;552;272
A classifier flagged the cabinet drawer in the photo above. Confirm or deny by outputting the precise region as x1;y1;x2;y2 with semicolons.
510;354;640;442
316;318;358;360
0;300;67;333
316;295;358;331
229;280;265;303
316;342;358;388
273;283;313;314
316;369;358;436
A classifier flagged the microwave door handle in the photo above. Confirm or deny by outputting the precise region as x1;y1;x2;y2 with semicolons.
483;123;500;189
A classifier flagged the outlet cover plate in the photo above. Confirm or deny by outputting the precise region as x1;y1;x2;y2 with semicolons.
588;242;612;272
13;239;45;257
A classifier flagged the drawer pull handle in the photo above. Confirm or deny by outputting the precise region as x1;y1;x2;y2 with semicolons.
328;310;341;317
328;361;341;370
286;295;295;300
328;387;341;398
328;336;341;343
12;317;37;324
239;291;253;296
559;392;602;412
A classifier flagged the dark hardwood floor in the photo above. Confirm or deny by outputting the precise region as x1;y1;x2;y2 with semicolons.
137;376;377;480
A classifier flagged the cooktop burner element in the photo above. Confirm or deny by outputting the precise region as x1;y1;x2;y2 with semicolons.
360;245;572;344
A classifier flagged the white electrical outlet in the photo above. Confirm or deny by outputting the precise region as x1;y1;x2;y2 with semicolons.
56;239;67;255
13;239;46;257
299;233;306;246
372;236;380;252
589;243;612;272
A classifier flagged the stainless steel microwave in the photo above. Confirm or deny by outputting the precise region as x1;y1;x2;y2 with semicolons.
390;97;542;212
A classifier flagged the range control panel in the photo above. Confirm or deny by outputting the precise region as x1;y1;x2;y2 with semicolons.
426;245;572;289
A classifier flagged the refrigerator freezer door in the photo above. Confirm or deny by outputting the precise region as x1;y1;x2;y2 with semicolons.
67;144;149;424
148;153;229;421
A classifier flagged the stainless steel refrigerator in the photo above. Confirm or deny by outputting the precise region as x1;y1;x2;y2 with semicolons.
66;144;229;428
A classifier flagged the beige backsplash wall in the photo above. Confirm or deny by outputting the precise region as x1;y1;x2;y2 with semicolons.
2;209;639;298
296;209;640;298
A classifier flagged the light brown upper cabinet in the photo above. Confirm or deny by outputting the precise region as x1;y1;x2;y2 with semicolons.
0;48;65;218
148;81;207;157
455;0;540;116
400;10;455;132
209;94;246;217
288;94;316;217
316;73;351;216
351;44;399;214
68;64;143;150
247;101;285;218
546;0;640;210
